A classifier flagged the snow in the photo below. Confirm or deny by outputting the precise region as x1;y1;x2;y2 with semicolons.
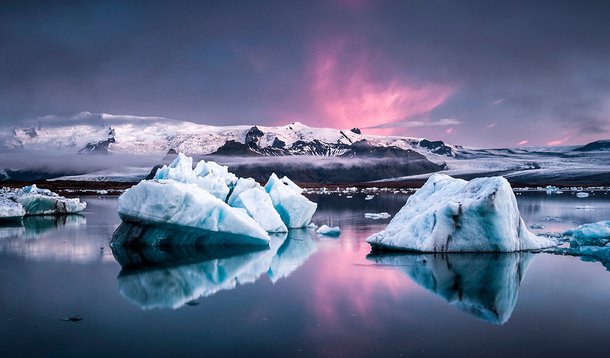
116;180;270;246
0;111;456;160
316;225;341;236
367;174;556;252
368;253;533;324
265;173;317;228
115;154;316;245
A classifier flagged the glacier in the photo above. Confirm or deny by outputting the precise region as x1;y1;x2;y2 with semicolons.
367;174;556;252
114;153;315;246
0;185;86;220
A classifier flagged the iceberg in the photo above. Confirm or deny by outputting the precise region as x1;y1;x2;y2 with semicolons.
228;178;287;233
552;221;610;270
0;195;26;220
316;224;341;236
367;174;555;252
367;253;533;325
265;173;317;228
116;181;270;246
14;185;87;215
0;185;86;219
564;221;610;247
116;153;316;246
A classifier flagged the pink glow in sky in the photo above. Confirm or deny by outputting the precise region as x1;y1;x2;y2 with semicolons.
292;39;454;134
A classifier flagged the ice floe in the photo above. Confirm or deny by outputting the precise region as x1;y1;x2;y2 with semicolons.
316;225;341;236
367;174;556;252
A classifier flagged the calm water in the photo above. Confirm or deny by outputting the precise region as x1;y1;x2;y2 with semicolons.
1;192;609;357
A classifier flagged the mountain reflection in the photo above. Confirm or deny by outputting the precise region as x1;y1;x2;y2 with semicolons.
112;225;318;310
367;252;533;325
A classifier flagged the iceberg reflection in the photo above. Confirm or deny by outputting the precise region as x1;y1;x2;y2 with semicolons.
112;225;318;309
367;252;533;325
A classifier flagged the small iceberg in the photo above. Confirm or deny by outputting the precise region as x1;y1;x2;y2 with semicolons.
367;252;533;325
316;225;341;236
576;192;590;198
550;221;610;270
364;212;391;220
114;153;316;247
367;174;556;252
0;185;86;220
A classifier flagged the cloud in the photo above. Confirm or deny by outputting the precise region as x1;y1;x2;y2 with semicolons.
290;37;454;133
365;118;460;129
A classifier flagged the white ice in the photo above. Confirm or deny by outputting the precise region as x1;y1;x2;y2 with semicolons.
117;180;270;246
117;154;316;245
316;225;341;236
564;220;610;247
265;173;317;228
0;185;86;219
367;174;556;252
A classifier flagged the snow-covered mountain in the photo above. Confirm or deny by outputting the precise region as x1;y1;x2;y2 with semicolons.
0;112;457;158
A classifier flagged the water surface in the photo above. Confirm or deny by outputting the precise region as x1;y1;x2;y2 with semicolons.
1;192;609;357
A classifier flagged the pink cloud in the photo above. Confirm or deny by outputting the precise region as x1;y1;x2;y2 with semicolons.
518;139;529;145
445;127;454;134
285;38;454;134
547;136;570;146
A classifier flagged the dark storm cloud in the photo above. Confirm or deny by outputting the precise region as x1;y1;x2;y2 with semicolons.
0;0;609;146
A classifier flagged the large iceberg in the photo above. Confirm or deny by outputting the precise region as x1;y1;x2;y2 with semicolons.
115;153;315;246
0;185;86;220
368;253;532;325
265;173;317;229
367;174;555;252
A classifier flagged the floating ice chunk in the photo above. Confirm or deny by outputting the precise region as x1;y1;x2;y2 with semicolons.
116;180;270;246
14;185;86;215
529;223;545;230
316;225;341;236
364;195;375;200
364;212;391;220
368;253;533;325
576;192;590;198
265;173;317;228
0;195;25;220
228;178;287;233
564;221;610;247
367;174;556;252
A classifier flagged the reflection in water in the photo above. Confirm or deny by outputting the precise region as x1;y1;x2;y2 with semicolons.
367;252;533;325
0;215;97;262
112;225;318;309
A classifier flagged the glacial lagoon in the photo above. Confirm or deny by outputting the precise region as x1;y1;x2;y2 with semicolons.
1;192;609;356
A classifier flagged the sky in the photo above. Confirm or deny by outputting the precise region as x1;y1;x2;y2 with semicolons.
1;0;609;147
